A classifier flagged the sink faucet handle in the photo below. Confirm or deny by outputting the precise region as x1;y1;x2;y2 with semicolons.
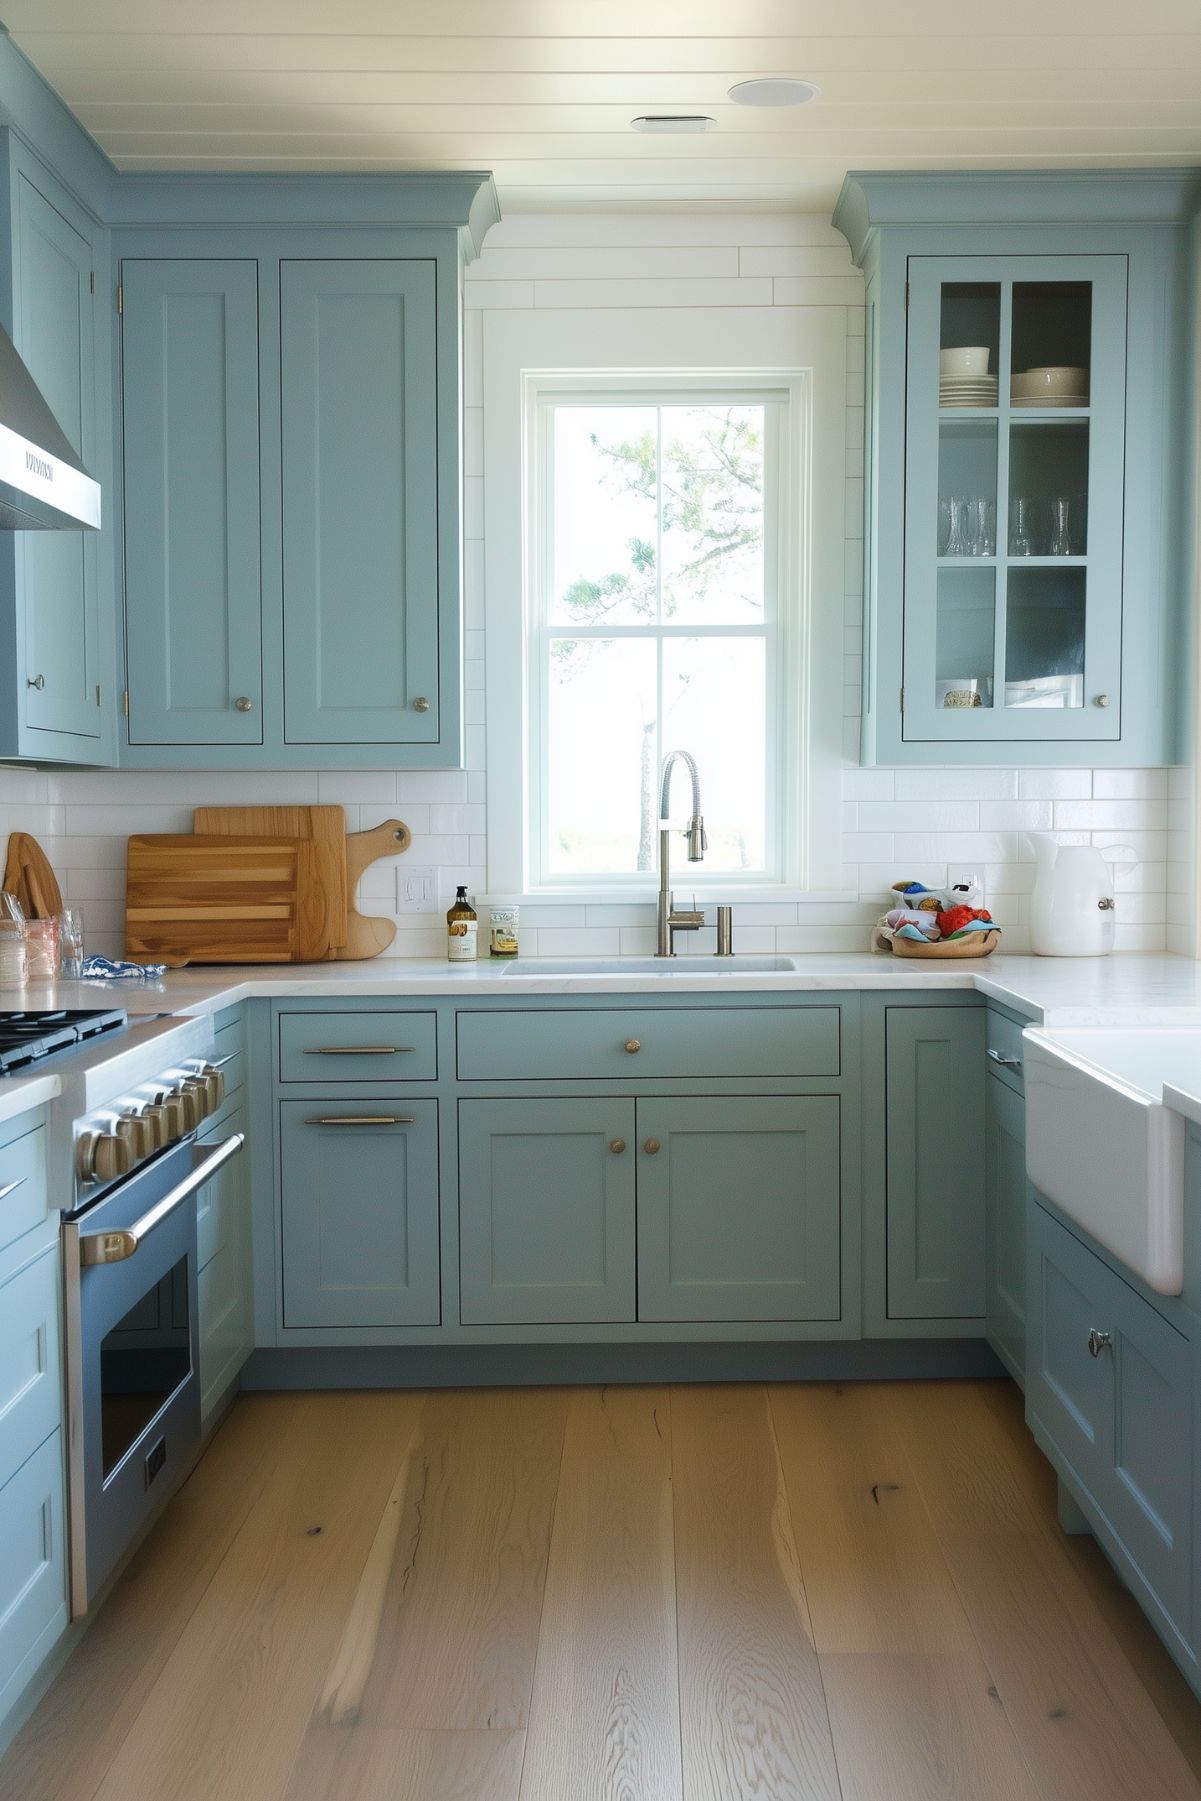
716;905;734;958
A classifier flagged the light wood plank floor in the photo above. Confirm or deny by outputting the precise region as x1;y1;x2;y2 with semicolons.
3;1380;1201;1801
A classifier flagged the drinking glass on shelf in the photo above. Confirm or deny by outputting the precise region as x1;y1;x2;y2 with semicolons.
967;498;995;556
58;906;85;980
943;495;969;557
0;892;26;987
1009;496;1035;556
1048;497;1073;557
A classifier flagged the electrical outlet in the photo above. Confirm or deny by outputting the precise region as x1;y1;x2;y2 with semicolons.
395;865;437;913
947;864;983;901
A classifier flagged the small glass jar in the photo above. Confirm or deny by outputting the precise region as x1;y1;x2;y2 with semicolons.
0;892;27;986
23;916;59;981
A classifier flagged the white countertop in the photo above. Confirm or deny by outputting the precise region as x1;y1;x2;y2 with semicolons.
4;950;1201;1023
2;949;1200;1126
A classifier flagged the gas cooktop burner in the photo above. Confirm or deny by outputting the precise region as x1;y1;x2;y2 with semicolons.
0;1008;127;1073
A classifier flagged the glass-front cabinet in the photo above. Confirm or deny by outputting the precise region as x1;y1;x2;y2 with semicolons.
905;256;1125;743
833;171;1195;767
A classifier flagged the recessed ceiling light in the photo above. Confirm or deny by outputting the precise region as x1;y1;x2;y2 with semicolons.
727;78;821;108
630;115;717;134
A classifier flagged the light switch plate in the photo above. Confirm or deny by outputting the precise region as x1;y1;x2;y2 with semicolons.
396;865;437;913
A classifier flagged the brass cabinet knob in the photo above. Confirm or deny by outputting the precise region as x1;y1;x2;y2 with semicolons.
625;1039;641;1054
26;673;45;690
643;1138;661;1155
1093;694;1111;708
609;1138;626;1155
234;695;254;712
412;696;430;713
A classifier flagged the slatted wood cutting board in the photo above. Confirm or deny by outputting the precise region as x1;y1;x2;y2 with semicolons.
125;835;334;967
193;804;348;957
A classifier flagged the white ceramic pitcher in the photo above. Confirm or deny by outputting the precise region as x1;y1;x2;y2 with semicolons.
1026;832;1139;957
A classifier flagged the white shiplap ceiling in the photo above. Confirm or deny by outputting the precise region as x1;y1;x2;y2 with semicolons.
6;0;1201;213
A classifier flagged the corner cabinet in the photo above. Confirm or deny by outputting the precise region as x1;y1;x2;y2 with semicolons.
0;137;114;764
116;175;498;768
834;171;1198;765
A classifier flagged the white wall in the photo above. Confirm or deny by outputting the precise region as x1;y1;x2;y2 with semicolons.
0;211;1187;961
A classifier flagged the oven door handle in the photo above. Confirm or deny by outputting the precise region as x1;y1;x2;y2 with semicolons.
78;1133;245;1266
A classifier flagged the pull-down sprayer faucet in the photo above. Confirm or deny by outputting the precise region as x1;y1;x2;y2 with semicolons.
655;749;707;957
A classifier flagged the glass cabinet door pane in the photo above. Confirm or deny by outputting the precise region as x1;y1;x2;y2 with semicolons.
936;567;995;710
1005;568;1085;709
939;284;1000;410
1008;422;1088;556
1010;282;1091;406
938;420;997;556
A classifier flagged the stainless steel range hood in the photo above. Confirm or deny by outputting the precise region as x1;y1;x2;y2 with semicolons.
0;326;100;530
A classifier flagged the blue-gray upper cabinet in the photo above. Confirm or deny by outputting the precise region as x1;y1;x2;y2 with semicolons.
458;1097;637;1326
280;260;439;748
885;1005;986;1321
635;1096;841;1324
834;171;1197;766
121;261;263;748
0;144;111;763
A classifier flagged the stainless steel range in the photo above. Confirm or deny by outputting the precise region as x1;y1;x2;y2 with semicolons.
2;1006;244;1615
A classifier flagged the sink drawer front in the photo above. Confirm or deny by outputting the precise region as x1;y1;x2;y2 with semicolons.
456;1006;840;1082
1028;1204;1194;1653
278;1011;438;1083
984;1010;1025;1091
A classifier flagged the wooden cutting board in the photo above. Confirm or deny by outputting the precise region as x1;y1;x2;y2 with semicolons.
125;835;336;967
3;833;63;919
334;819;413;962
192;804;348;955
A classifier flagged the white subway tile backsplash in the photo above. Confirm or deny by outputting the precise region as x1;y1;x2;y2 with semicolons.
1053;799;1167;831
858;802;979;833
977;801;1053;832
1091;768;1168;800
894;769;1018;802
1016;769;1093;799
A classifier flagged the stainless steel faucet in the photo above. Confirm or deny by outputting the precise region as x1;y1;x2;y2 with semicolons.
656;749;707;957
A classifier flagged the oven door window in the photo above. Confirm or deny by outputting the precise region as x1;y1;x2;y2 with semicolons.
100;1256;192;1480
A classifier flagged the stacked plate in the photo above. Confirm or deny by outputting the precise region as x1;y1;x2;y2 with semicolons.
939;372;999;409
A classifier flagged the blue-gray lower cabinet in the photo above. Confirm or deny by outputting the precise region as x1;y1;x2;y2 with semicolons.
985;1071;1027;1386
885;1005;986;1320
280;259;440;749
121;259;263;748
0;1430;67;1732
458;1098;636;1326
1027;1201;1195;1674
279;1100;440;1330
635;1096;841;1323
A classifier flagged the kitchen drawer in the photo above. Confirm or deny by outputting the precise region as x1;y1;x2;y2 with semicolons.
0;1430;67;1727
0;1247;61;1489
456;1006;840;1083
984;1010;1025;1090
278;1011;437;1084
0;1120;48;1258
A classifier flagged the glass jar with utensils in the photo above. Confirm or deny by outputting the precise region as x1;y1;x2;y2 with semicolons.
0;893;26;985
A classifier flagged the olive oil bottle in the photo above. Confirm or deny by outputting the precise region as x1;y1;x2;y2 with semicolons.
446;886;478;961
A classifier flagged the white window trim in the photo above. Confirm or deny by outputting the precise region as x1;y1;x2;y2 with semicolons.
482;304;848;902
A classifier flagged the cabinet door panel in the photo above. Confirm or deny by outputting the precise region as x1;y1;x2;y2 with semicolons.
886;1006;986;1319
196;1108;252;1418
0;1248;61;1489
280;260;439;745
635;1096;841;1323
122;260;263;745
1027;1204;1113;1496
985;1072;1027;1385
280;1100;439;1329
0;1431;66;1725
14;173;98;741
458;1098;636;1325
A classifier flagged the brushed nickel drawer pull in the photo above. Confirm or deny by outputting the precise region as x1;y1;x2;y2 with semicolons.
26;674;44;690
0;1175;28;1203
986;1048;1022;1072
1087;1327;1113;1358
303;1045;414;1056
305;1115;416;1127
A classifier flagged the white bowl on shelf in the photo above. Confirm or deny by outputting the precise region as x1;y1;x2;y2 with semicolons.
940;346;990;376
1011;366;1088;401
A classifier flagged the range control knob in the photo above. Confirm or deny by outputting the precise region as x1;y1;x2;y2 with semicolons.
158;1089;189;1139
170;1083;203;1133
197;1063;226;1112
76;1131;135;1185
140;1102;172;1150
115;1111;156;1161
180;1078;212;1128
